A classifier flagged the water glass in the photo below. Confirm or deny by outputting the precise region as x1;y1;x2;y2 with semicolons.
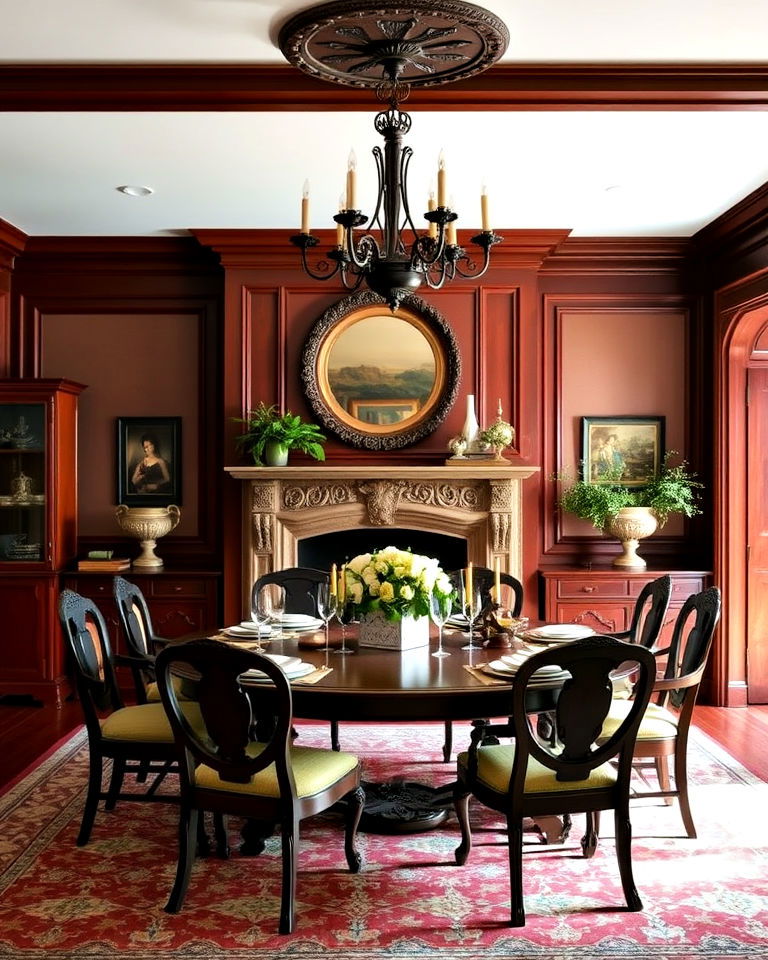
316;582;336;652
335;596;354;655
430;591;453;658
257;584;285;640
461;581;484;651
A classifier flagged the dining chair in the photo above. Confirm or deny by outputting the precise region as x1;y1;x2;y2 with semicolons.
442;566;524;762
453;636;657;926
113;575;168;703
597;586;721;840
58;588;204;846
155;637;364;934
252;567;341;748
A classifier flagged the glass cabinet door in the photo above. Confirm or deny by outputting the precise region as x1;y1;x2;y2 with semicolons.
0;402;46;563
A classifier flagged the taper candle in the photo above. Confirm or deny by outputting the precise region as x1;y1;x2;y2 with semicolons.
446;196;457;245
481;181;490;232
339;564;346;602
494;557;501;602
336;192;345;246
427;188;437;239
330;563;337;596
437;149;446;206
301;179;310;234
466;561;473;600
346;150;357;209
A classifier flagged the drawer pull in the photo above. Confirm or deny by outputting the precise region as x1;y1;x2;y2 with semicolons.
173;586;182;592
582;586;596;593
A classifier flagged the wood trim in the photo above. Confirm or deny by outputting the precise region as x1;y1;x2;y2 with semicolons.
2;63;768;111
542;238;691;276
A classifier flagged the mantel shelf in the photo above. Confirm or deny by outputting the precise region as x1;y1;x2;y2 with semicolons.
225;464;540;482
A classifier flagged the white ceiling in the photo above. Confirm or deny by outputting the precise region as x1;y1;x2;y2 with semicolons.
2;0;768;238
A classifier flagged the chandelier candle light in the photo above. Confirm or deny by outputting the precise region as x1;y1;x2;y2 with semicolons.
280;0;509;312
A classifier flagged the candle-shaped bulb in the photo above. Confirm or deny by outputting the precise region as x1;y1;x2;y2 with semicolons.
301;179;310;235
346;149;357;210
480;179;490;232
437;149;446;207
497;397;503;417
427;186;437;239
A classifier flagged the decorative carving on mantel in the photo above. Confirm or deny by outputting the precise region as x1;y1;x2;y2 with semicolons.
282;482;357;511
252;513;273;553
406;481;483;511
359;480;409;526
251;482;276;511
489;480;513;511
492;512;511;551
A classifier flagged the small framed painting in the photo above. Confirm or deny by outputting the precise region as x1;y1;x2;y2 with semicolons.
581;416;664;487
116;416;182;507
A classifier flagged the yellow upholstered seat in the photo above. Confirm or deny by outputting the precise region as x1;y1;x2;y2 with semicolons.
101;700;203;742
458;745;618;795
196;744;359;799
145;675;195;703
601;700;678;741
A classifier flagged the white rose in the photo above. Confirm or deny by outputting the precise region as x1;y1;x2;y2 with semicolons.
347;553;372;575
399;584;414;601
369;580;381;596
374;559;389;576
349;582;364;604
362;565;379;585
435;572;452;595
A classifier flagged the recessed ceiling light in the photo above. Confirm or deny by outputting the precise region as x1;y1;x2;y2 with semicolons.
116;185;154;197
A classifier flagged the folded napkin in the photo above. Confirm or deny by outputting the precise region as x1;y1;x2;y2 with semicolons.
291;665;333;685
462;664;508;686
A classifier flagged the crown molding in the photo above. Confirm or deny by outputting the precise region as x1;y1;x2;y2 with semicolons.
542;237;691;275
0;218;28;270
1;63;768;111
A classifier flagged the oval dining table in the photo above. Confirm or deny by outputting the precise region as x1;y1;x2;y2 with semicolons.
208;623;571;845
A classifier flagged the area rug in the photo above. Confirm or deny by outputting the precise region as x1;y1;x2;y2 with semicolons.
0;721;766;960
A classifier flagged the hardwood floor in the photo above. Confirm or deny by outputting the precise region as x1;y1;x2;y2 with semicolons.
1;700;768;791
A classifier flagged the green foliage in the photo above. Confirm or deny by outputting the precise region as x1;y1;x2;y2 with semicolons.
555;452;702;530
233;403;326;465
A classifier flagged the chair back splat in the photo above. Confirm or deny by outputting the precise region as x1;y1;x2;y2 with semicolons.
251;567;329;619
629;574;672;651
454;636;656;926
155;638;364;934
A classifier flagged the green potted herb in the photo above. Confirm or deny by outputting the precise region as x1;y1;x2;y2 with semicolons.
233;403;326;466
555;453;702;568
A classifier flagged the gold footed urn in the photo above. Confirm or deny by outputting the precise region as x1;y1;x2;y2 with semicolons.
604;506;658;569
115;504;181;569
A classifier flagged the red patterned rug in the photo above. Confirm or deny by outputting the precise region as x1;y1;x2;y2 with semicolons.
0;721;766;960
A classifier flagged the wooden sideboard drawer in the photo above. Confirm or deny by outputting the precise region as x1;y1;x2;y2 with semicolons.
148;578;209;599
629;577;704;598
558;578;629;599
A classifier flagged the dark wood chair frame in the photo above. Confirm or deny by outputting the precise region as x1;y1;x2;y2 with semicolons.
155;637;364;935
58;588;181;847
252;567;342;749
453;636;657;927
113;575;166;704
614;574;673;653
598;586;722;839
442;567;524;762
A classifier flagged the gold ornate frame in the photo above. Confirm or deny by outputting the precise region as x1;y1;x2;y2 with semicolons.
301;291;461;450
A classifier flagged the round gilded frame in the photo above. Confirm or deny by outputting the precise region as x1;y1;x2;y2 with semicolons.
301;291;461;450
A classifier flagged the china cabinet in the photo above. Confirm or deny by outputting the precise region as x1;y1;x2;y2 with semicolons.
0;379;85;705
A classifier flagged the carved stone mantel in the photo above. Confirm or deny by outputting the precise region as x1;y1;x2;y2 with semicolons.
225;464;539;606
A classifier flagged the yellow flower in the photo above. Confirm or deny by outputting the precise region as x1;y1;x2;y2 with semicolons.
379;581;395;602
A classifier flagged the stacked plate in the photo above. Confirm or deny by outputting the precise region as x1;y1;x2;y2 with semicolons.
280;614;324;632
482;651;571;685
445;612;470;630
222;621;273;640
522;623;594;644
240;653;317;682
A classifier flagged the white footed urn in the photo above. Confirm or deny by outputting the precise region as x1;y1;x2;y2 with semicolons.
604;506;658;569
115;504;181;569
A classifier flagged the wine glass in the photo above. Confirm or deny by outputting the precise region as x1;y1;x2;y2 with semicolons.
316;582;336;653
335;595;354;655
249;591;272;652
257;584;285;641
461;581;484;651
430;590;453;658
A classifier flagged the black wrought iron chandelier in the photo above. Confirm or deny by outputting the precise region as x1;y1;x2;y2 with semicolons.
279;0;509;311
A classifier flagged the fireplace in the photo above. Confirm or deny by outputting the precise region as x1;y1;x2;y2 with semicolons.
225;464;539;614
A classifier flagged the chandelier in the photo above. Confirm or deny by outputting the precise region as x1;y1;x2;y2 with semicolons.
279;0;509;311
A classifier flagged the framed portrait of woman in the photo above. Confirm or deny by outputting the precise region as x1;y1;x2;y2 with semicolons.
116;416;182;506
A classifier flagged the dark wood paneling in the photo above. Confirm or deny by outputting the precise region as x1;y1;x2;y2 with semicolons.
3;63;768;111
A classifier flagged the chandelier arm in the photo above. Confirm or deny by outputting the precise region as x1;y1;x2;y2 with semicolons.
422;257;451;289
410;224;448;268
347;231;381;270
290;234;343;281
398;146;419;239
369;146;386;233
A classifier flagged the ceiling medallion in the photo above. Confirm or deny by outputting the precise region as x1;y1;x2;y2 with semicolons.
279;1;509;311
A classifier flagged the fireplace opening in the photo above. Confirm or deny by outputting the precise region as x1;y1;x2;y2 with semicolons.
298;528;467;574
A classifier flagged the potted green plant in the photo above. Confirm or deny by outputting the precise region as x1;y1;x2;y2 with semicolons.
555;453;702;568
233;403;326;466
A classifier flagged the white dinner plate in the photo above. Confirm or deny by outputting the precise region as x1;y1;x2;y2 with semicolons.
238;621;273;634
240;661;316;682
487;658;565;677
481;663;571;684
224;624;273;638
526;623;594;640
281;614;323;626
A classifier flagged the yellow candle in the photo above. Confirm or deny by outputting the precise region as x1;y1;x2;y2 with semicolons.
301;179;310;234
330;563;337;596
494;557;501;602
481;181;490;232
338;564;346;602
346;150;357;210
437;149;446;206
446;218;457;246
336;192;345;246
466;561;473;600
427;188;437;239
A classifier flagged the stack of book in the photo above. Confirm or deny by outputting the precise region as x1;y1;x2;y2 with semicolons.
77;551;131;572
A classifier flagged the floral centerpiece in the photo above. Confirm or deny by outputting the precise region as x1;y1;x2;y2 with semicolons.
345;546;454;650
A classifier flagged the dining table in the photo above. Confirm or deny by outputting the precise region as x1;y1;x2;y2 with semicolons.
204;618;575;846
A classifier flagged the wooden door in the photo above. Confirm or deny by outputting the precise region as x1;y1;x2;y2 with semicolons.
747;366;768;702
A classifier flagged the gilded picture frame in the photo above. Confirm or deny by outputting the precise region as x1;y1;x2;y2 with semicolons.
581;416;664;487
301;290;461;450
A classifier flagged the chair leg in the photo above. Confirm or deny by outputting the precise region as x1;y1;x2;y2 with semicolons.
614;805;642;912
581;811;600;858
104;756;126;811
344;786;364;873
442;720;453;762
506;815;526;927
453;786;472;865
165;806;199;914
655;757;673;805
673;747;697;838
330;720;340;752
77;751;103;846
279;815;299;935
214;813;230;858
135;758;150;783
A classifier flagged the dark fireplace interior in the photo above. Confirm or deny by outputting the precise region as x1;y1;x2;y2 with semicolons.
298;528;468;574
